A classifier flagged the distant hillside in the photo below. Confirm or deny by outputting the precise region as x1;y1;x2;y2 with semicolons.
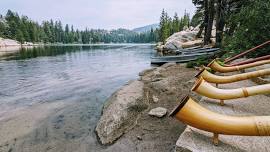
132;24;159;33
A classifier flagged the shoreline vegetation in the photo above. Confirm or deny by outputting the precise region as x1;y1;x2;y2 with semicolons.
0;37;155;56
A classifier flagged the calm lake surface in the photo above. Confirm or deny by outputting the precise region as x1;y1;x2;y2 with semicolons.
0;44;155;151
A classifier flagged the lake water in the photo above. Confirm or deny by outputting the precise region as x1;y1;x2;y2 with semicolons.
0;44;155;151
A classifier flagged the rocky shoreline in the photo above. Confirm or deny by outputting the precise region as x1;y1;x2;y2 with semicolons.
95;63;200;151
0;37;44;56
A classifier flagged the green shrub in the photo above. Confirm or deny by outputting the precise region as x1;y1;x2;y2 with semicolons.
224;0;270;58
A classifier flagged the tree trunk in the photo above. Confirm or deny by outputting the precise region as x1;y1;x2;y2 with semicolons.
215;0;225;48
203;0;209;45
205;0;215;45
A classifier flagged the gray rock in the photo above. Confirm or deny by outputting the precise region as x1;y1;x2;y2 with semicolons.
148;107;167;118
164;41;180;50
161;62;176;68
152;95;159;103
96;80;148;145
194;25;200;32
189;26;194;31
181;39;203;48
150;78;170;93
153;70;163;78
139;68;156;76
183;26;189;31
164;30;202;51
156;44;165;52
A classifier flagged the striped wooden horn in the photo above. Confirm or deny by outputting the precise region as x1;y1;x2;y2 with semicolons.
207;59;270;73
170;96;270;145
195;68;270;84
191;77;270;105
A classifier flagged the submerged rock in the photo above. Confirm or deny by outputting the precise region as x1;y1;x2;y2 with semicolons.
95;80;148;145
148;107;167;118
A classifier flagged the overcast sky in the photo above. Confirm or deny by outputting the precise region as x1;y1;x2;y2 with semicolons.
0;0;196;30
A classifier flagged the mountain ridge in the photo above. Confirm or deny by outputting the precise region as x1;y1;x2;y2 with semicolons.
132;24;159;33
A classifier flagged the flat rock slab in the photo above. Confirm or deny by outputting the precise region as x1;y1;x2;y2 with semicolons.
148;107;167;118
175;79;270;152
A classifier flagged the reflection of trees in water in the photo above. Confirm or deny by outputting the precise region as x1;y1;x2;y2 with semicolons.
1;45;125;60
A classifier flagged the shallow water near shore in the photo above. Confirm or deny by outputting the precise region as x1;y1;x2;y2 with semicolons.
0;44;154;151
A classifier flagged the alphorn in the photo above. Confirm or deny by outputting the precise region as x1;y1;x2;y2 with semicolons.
207;59;270;73
191;77;270;105
226;55;270;66
195;68;270;84
170;96;270;145
224;40;270;64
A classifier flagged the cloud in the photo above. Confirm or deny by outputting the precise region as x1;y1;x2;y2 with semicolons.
0;0;195;30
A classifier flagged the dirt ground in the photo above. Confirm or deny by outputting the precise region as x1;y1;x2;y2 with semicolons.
99;63;199;152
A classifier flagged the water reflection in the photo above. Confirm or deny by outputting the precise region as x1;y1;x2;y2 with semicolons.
0;44;154;60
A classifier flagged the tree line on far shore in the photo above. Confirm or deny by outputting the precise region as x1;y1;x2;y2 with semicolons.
0;9;194;45
0;10;159;44
158;10;191;43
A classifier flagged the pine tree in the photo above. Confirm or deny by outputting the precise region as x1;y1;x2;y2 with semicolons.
183;10;190;28
0;15;6;37
5;10;19;39
172;13;180;33
21;16;31;42
159;9;166;43
70;25;75;43
16;29;24;44
64;24;70;43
